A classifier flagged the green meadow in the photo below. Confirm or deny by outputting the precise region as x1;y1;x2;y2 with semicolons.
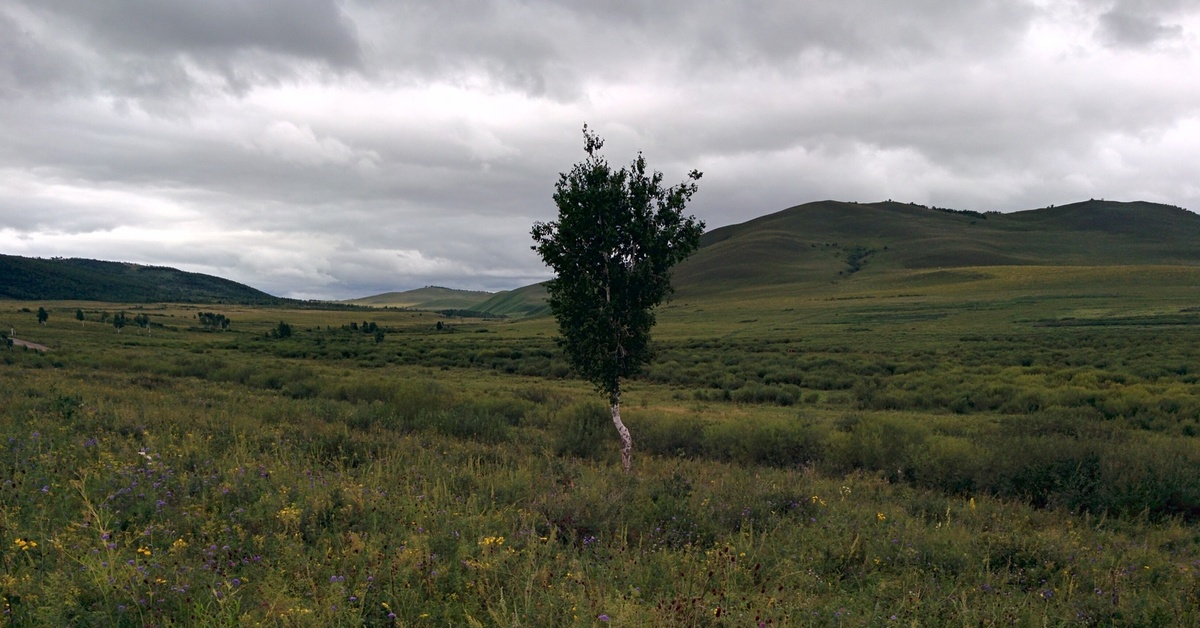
3;260;1200;626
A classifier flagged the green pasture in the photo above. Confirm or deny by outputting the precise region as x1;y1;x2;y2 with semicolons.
2;265;1200;625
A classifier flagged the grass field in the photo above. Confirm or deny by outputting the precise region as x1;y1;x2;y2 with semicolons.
2;265;1199;625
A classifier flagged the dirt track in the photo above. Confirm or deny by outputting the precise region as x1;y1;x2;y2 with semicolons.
10;338;50;352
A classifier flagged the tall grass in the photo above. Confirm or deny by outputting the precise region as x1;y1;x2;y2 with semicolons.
3;293;1200;625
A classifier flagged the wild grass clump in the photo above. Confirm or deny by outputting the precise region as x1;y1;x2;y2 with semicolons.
553;401;616;459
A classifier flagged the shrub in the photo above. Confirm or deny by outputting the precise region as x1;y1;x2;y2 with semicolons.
632;412;709;459
554;401;615;459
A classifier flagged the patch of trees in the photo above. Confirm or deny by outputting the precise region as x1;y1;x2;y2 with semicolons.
345;321;379;333
437;309;501;319
133;313;152;334
268;321;293;339
931;206;988;219
345;320;385;343
844;246;876;274
197;312;231;331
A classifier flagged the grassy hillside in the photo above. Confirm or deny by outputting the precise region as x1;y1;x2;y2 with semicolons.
672;199;1200;299
0;255;282;304
347;286;495;309
476;282;550;317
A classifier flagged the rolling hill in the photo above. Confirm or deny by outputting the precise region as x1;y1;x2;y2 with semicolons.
671;199;1200;298
474;283;550;317
0;255;283;304
347;286;496;310
5;199;1194;311
482;199;1200;312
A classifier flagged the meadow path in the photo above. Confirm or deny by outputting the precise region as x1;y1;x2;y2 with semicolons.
10;338;50;352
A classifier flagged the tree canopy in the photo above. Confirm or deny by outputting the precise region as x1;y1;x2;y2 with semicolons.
532;125;704;471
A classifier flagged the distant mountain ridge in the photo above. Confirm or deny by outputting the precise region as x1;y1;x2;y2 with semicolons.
0;255;282;304
4;200;1194;310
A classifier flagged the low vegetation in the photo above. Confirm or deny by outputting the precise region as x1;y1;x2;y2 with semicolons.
3;262;1200;625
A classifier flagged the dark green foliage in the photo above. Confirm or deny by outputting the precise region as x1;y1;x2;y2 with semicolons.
0;253;282;303
843;246;875;273
269;321;293;339
197;311;230;331
531;126;704;399
554;402;616;459
438;309;500;319
36;306;48;325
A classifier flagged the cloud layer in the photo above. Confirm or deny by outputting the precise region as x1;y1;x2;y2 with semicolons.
2;1;1198;299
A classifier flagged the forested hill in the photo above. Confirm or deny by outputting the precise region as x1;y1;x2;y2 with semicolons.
0;255;283;304
673;199;1200;295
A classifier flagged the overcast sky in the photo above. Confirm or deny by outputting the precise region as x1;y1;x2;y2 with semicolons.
1;1;1197;299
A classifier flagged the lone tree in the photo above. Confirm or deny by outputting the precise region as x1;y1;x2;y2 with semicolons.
37;307;48;325
532;125;704;472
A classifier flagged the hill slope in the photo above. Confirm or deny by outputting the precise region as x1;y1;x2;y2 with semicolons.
475;283;550;317
0;255;282;304
347;286;495;309
672;199;1200;297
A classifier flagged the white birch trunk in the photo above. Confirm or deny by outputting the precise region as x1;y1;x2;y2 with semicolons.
610;391;633;473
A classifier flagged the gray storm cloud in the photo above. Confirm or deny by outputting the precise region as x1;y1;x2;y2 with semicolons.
0;0;1197;299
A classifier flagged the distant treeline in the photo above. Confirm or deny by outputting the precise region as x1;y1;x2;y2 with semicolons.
438;309;507;319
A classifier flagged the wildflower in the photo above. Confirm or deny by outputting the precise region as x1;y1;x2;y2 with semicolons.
969;497;976;510
13;538;37;551
877;512;886;522
599;613;611;622
138;547;152;556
